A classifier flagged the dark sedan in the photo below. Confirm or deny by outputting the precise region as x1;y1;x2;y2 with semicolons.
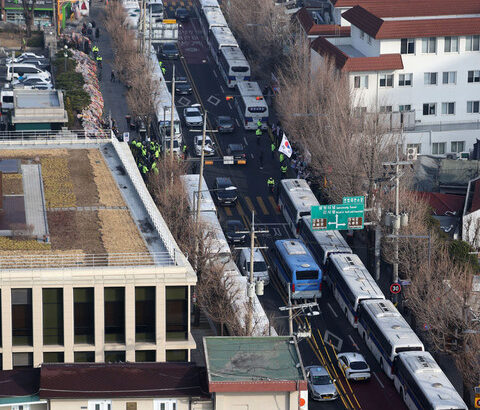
175;76;192;95
175;7;189;21
215;177;238;206
224;219;247;244
226;143;247;164
159;42;179;59
215;115;235;133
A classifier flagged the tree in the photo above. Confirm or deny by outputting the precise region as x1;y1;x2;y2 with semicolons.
22;0;36;38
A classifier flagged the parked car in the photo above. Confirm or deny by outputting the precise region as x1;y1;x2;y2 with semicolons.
174;76;192;95
6;52;45;63
337;353;371;381
226;143;247;164
306;366;338;401
14;57;49;70
214;177;237;205
214;115;235;133
194;135;215;156
159;42;179;59
13;76;53;90
224;219;247;244
183;104;203;127
238;248;269;285
6;64;51;81
175;7;189;21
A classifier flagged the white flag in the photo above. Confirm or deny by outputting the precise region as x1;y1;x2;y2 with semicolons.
278;133;293;158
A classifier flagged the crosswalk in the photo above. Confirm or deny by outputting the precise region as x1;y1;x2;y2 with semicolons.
220;195;280;218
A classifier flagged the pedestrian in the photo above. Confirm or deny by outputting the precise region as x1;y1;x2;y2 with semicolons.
279;153;285;163
281;164;288;178
81;26;87;36
96;55;102;68
272;123;276;135
271;142;276;158
110;70;115;82
259;151;264;169
255;128;262;144
95;27;100;39
91;20;96;28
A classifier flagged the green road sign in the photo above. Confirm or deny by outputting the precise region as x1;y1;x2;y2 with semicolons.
311;201;365;231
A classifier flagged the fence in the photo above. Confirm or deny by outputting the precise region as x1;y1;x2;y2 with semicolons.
0;251;174;269
0;129;113;142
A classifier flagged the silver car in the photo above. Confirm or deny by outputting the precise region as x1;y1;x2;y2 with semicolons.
194;135;215;156
306;365;338;401
183;104;203;127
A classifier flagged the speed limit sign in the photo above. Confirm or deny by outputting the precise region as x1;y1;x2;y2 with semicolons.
475;396;480;408
390;283;402;294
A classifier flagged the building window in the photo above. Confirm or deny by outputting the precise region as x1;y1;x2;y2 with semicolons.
105;288;125;343
444;36;458;52
88;400;112;410
166;286;188;341
466;35;480;51
12;352;33;369
468;70;480;83
432;142;446;155
105;351;125;363
135;350;156;362
442;71;456;84
166;350;188;362
467;101;480;113
451;141;465;153
398;73;413;86
407;143;421;154
12;405;30;410
135;287;155;343
74;351;95;362
379;74;393;87
424;72;437;85
354;107;367;117
441;102;455;115
400;38;415;54
74;288;94;344
43;352;64;363
380;106;392;113
12;289;32;346
399;104;412;112
43;289;64;345
423;103;436;115
154;400;177;410
353;75;368;89
422;37;436;53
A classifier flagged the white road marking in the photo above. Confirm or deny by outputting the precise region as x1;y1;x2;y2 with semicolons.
327;302;338;318
324;330;343;351
235;118;240;127
213;70;218;78
373;372;385;389
227;102;233;110
348;334;360;351
250;153;254;159
220;84;225;93
243;137;249;146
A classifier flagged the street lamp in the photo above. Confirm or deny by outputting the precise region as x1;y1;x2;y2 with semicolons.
63;45;68;72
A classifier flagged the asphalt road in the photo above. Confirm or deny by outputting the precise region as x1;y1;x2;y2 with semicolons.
160;4;407;409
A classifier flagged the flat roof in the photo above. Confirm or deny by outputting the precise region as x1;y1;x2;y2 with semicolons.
15;90;61;109
204;337;305;385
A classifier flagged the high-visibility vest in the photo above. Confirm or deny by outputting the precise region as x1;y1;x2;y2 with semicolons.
281;165;287;173
267;178;275;186
279;153;285;162
96;56;102;61
257;120;262;127
271;143;275;152
256;129;262;136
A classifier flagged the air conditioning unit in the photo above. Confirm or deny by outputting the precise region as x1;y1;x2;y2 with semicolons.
459;151;470;160
446;152;458;160
406;147;418;161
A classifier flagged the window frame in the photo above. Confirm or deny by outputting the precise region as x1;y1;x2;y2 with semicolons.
466;35;480;51
424;72;437;85
398;73;413;86
441;102;455;115
467;101;480;113
451;141;465;153
398;104;412;112
379;74;394;87
432;142;446;155
468;70;480;83
400;38;415;54
444;36;458;53
442;71;456;84
422;37;436;53
379;106;393;113
422;103;436;116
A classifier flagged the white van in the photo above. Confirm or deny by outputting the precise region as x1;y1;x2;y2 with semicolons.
6;64;51;81
0;88;14;112
237;248;269;285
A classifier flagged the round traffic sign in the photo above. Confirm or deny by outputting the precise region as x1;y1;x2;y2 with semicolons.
474;396;480;408
390;282;402;294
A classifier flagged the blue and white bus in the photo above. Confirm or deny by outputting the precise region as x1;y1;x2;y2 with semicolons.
393;351;467;410
198;5;227;39
235;81;269;130
271;239;322;300
357;299;424;377
326;253;384;327
278;179;319;237
218;46;250;88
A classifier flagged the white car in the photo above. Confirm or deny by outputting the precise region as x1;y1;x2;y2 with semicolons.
12;76;53;90
183;104;203;127
337;352;371;381
6;52;44;63
194;135;215;156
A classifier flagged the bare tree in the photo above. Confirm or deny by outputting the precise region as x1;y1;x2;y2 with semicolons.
22;0;36;38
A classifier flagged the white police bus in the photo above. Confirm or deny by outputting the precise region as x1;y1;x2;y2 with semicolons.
326;253;384;327
357;299;424;377
198;5;227;39
278;179;319;237
208;26;238;61
235;81;269;130
217;46;250;88
393;351;467;410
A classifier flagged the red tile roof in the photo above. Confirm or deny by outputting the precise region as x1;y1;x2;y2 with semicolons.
343;6;480;39
39;363;210;399
415;192;465;216
295;8;350;37
332;0;480;17
311;37;404;72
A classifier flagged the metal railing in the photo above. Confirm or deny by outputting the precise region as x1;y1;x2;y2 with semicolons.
0;251;174;269
0;129;113;142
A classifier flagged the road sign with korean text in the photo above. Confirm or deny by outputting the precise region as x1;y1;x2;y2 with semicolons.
311;200;365;231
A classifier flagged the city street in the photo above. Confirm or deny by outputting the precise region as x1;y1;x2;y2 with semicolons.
159;3;407;409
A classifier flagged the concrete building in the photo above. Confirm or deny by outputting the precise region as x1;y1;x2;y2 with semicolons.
310;1;480;156
203;336;308;410
0;137;196;370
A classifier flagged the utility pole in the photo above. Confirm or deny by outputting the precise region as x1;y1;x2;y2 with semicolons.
279;298;319;337
169;64;176;164
148;5;152;53
141;0;146;53
195;114;207;227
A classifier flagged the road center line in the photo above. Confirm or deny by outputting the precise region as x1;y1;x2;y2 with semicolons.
373;372;385;389
243;137;249;146
327;302;338;318
227;102;233;110
212;70;218;78
220;84;225;93
348;334;360;351
235;118;240;127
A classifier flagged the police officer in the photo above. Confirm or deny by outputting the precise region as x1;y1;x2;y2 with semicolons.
255;127;262;144
271;142;276;158
267;177;275;191
279;153;285;163
281;164;288;178
182;143;187;156
151;162;159;174
256;119;262;128
96;55;102;68
92;45;98;59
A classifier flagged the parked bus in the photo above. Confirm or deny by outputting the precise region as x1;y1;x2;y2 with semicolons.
326;253;384;327
393;351;467;410
235;81;269;130
198;6;228;38
357;299;424;377
218;46;250;88
278;179;319;237
299;216;352;268
271;239;322;300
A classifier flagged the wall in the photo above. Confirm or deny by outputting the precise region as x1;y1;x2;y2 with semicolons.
214;391;299;410
49;397;200;410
